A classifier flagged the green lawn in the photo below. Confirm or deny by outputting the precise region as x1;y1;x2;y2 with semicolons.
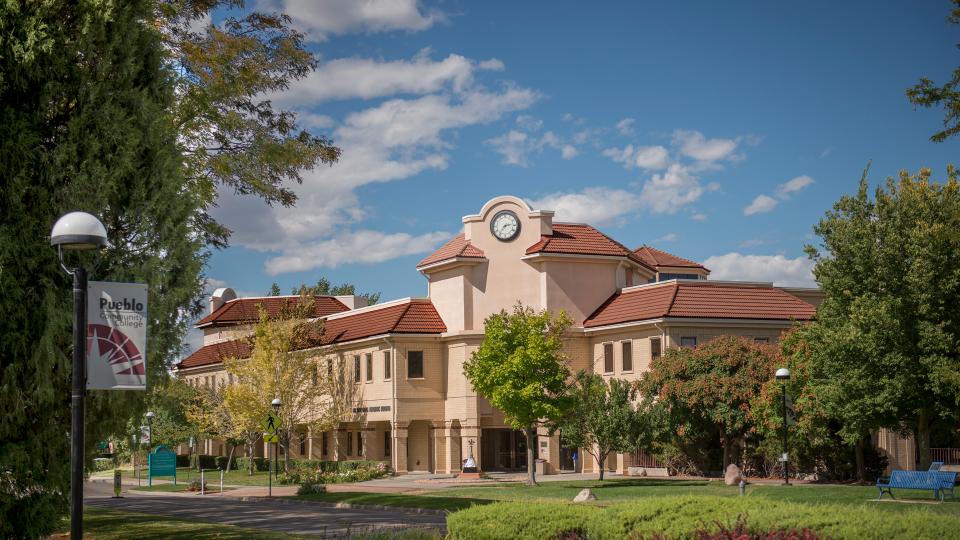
97;467;281;486
432;478;960;516
294;491;492;512
57;507;305;539
131;482;236;493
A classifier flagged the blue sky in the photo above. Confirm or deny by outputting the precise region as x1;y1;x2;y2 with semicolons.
204;0;960;308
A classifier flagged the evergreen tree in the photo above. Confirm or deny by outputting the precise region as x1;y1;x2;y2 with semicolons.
0;1;204;534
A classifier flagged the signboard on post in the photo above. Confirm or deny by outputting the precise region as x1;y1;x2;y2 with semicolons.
148;445;177;487
87;281;148;390
262;412;280;443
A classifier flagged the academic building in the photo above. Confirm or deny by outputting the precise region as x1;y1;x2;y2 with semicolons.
175;195;917;475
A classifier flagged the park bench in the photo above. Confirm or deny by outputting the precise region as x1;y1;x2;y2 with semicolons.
876;470;956;501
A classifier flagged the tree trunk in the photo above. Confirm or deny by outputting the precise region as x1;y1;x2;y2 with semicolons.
225;444;236;472
721;434;733;468
525;427;538;486
247;441;255;476
854;437;866;483
597;451;607;481
282;431;291;474
917;410;932;471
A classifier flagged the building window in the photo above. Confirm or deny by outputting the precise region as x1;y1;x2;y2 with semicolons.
603;343;614;373
621;341;633;372
680;336;697;348
408;351;424;379
346;432;353;455
326;358;333;376
365;353;373;382
651;337;661;360
384;351;391;380
299;435;306;456
357;432;363;456
322;432;328;456
353;355;361;383
384;431;391;457
754;337;770;344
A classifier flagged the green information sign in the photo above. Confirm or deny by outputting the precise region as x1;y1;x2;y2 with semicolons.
148;445;177;487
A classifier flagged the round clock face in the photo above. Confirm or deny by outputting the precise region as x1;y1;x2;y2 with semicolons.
490;210;520;241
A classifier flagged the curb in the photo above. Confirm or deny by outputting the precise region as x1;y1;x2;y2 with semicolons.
236;496;450;516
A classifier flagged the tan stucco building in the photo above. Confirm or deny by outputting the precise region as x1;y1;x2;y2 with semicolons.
177;195;831;475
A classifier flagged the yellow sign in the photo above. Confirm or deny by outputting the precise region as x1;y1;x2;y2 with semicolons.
261;412;279;435
264;432;278;443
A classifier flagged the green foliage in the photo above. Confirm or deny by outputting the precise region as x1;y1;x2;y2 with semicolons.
296;478;327;495
290;277;381;305
189;454;220;470
638;335;782;468
447;495;960;539
92;458;114;472
0;1;206;535
907;1;960;142
804;168;960;469
464;304;573;484
235;457;270;472
159;0;341;246
558;372;641;480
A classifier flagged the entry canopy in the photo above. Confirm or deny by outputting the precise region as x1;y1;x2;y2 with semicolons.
51;211;107;250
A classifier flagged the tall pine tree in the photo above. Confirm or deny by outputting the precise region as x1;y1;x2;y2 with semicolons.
0;1;205;534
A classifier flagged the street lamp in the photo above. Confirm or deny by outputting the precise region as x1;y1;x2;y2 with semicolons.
145;411;155;452
270;398;281;497
775;367;791;486
51;211;108;540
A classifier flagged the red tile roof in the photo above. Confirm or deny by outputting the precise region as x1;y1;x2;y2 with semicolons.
417;234;486;268
526;223;653;269
195;296;349;328
177;339;251;369
178;299;446;370
634;245;707;270
584;282;815;328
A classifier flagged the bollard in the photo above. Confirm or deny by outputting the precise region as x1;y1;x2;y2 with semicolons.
739;479;746;496
201;468;205;496
220;468;224;495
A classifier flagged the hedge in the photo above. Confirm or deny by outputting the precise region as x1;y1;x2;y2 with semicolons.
446;495;960;539
175;454;190;467
235;457;270;472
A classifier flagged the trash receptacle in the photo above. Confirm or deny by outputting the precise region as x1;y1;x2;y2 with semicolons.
535;459;546;476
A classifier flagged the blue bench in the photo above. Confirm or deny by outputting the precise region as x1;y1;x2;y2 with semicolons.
876;470;956;501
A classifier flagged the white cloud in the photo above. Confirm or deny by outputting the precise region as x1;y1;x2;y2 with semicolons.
271;52;481;106
744;175;814;217
655;233;678;242
528;187;643;226
478;58;505;71
639;164;718;214
603;144;669;170
277;0;441;41
744;194;778;216
487;128;573;167
616;117;636;136
263;230;451;274
516;114;543;132
672;129;740;163
703;252;816;287
777;175;815;198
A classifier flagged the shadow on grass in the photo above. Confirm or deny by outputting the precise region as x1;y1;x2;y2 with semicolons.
295;492;495;512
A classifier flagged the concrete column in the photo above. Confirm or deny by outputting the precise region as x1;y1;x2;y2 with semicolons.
307;427;313;459
617;451;635;474
331;427;342;461
444;425;463;474
392;422;408;473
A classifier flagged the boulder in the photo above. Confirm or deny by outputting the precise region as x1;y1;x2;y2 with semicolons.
572;488;597;502
724;464;742;486
627;467;647;477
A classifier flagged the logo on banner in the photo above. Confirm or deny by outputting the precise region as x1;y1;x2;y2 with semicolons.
87;281;148;390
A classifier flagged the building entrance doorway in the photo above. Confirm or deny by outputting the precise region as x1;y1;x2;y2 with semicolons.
481;429;528;471
559;436;579;472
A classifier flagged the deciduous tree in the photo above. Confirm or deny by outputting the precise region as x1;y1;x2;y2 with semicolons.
558;372;640;480
464;304;573;486
907;1;960;142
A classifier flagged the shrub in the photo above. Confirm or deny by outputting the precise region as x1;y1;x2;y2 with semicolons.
235;457;270;472
175;454;190;467
92;458;114;472
297;477;327;495
214;456;236;470
447;496;960;540
189;454;218;470
186;479;207;492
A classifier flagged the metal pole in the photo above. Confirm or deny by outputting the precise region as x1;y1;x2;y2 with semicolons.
70;266;87;540
268;437;272;497
782;383;789;486
220;468;224;495
201;468;205;496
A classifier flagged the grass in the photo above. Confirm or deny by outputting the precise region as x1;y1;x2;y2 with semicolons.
53;507;305;539
95;467;281;486
432;477;960;515
131;482;236;493
294;491;492;512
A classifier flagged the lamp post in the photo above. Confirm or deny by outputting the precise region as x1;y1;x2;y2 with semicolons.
775;367;791;486
145;411;155;452
270;398;281;497
51;211;108;540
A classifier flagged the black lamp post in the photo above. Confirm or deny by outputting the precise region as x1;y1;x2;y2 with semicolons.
51;211;108;540
270;397;281;497
775;367;791;486
145;411;155;452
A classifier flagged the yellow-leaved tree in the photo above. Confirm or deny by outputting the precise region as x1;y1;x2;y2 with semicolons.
223;296;351;473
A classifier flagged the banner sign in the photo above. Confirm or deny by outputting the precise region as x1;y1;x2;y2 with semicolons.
87;281;148;390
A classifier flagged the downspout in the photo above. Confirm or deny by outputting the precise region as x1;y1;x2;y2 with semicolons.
653;322;666;351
